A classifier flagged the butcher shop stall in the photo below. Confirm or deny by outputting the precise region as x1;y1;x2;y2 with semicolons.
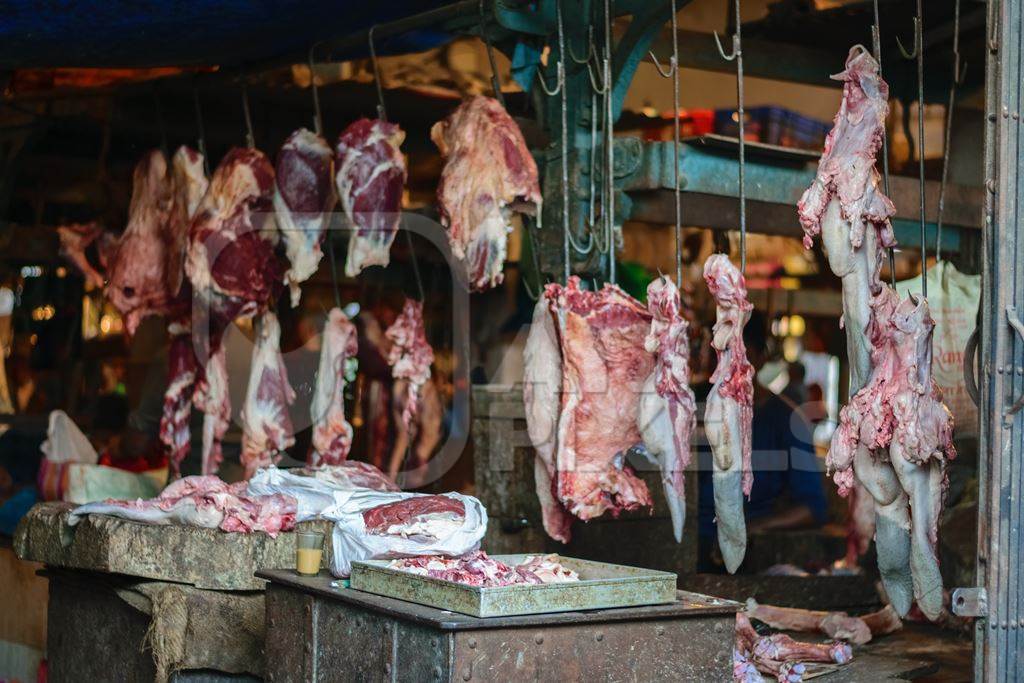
0;0;1019;681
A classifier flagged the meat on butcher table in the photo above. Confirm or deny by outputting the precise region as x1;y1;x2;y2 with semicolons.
240;312;296;479
275;128;335;306
703;254;754;574
335;119;407;277
523;276;654;542
431;96;541;291
636;275;697;543
309;307;359;466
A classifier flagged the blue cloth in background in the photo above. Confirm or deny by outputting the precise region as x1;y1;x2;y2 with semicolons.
0;488;38;536
697;392;827;540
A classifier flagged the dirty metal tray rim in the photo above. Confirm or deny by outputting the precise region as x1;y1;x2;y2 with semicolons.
259;570;743;630
349;554;678;618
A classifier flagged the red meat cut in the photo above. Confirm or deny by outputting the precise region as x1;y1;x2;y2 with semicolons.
431;96;541;290
362;495;465;535
185;147;281;358
548;277;654;521
275;128;335;306
335;119;407;277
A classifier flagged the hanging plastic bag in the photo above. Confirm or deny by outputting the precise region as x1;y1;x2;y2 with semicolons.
40;410;99;464
897;261;980;435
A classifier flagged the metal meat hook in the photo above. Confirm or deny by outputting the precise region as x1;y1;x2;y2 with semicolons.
714;0;747;273
936;0;966;262
191;80;211;176
900;0;927;296
870;0;897;288
240;81;255;149
368;26;388;122
308;43;324;136
477;0;506;107
896;17;922;60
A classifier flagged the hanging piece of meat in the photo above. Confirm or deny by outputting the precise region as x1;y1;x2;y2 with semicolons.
309;307;359;467
186;148;281;475
636;276;697;543
523;295;575;543
192;344;230;475
185;147;281;357
240;312;296;479
335;119;407;277
105;149;174;335
157;148;209;476
703;254;754;574
830;293;956;621
57;222;117;289
167;146;210;298
385;299;434;435
797;45;923;617
275;128;335;306
547;277;654;524
431;96;541;291
159;323;197;475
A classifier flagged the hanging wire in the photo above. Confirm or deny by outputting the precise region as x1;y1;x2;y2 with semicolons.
191;81;211;176
368;26;388;121
522;216;544;301
603;0;616;284
151;84;169;156
648;0;682;286
240;81;255;149
327;227;342;309
935;0;966;262
871;0;898;287
308;43;324;136
898;0;927;297
714;0;747;271
405;228;426;302
478;0;506;107
553;0;571;283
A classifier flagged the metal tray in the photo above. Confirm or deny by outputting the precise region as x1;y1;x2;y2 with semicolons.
349;554;677;618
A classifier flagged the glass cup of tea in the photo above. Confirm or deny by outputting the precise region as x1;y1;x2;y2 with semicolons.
295;530;325;576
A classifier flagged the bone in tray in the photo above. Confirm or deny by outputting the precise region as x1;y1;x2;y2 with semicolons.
349;554;677;618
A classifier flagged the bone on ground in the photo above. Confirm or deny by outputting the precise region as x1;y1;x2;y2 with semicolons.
745;598;902;646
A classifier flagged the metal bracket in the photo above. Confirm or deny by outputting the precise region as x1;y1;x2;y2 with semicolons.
963;326;980;407
1006;306;1024;416
951;587;988;617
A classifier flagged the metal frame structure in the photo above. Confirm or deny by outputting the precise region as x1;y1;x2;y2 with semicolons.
955;0;1024;678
